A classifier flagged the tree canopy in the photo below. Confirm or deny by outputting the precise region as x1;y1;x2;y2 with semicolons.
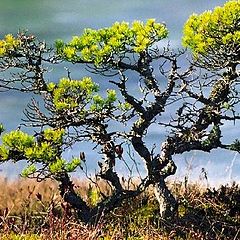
183;0;240;69
56;19;168;65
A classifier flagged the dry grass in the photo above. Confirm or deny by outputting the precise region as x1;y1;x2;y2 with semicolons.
0;176;239;240
0;176;59;214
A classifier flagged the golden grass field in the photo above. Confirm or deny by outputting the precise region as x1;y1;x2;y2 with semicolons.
0;176;239;240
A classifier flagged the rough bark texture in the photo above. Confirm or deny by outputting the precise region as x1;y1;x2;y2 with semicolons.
154;179;177;219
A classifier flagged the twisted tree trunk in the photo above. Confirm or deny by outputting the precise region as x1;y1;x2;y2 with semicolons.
154;178;177;219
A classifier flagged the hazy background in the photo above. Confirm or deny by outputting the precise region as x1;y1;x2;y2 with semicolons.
1;0;239;185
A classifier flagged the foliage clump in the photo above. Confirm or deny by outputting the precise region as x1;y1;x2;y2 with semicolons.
0;34;21;56
56;19;168;65
183;0;240;69
183;0;240;55
0;128;81;177
49;77;99;111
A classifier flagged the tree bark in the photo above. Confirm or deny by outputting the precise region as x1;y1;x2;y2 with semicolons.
152;139;178;219
154;177;177;219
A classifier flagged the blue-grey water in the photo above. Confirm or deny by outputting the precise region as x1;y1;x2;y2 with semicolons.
0;0;239;186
